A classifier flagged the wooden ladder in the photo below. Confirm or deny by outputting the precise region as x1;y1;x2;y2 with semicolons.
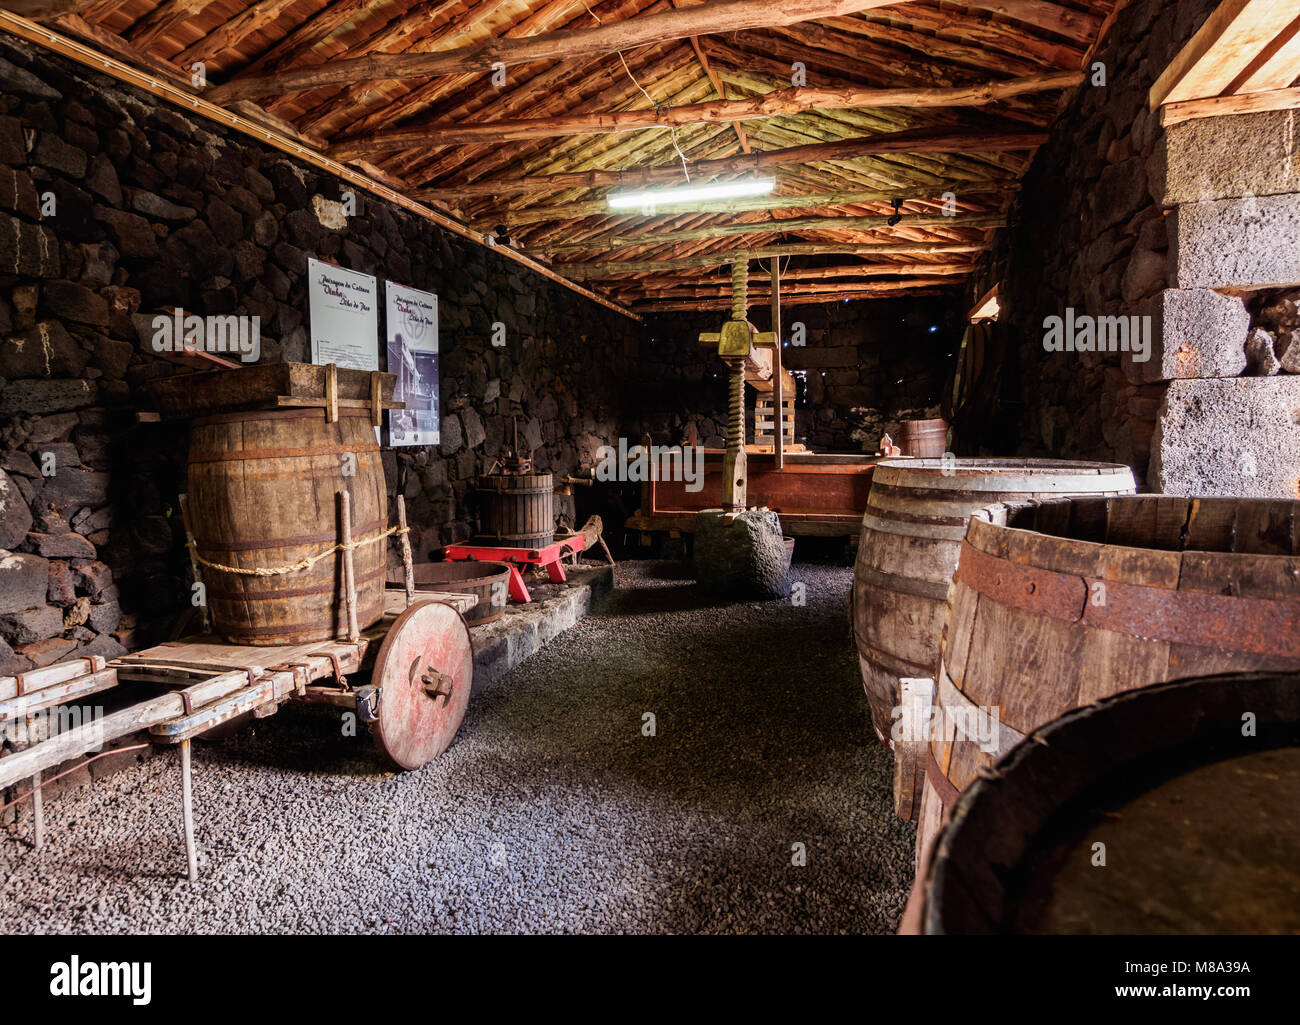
754;395;795;449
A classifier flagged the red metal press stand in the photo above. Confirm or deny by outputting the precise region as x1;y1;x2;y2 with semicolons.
443;515;612;603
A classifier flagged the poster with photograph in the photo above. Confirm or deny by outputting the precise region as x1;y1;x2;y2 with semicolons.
384;281;439;447
307;258;379;370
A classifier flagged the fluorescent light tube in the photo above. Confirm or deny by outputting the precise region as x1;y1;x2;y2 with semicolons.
607;178;776;210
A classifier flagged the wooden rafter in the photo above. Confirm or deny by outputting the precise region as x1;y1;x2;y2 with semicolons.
1149;0;1300;109
532;211;1007;253
554;242;991;277
206;0;919;102
12;0;1123;305
415;126;1048;199
477;181;1017;227
328;70;1081;157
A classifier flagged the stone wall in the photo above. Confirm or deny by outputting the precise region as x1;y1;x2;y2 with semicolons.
643;294;963;453
964;0;1220;482
0;36;656;674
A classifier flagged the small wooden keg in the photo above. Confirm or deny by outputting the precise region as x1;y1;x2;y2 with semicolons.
897;418;948;457
478;472;554;548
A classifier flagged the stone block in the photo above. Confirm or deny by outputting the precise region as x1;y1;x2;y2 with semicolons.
17;636;76;667
0;605;64;645
0;468;32;549
694;507;790;600
1171;194;1300;290
0;552;49;614
31;531;96;558
1125;288;1249;383
1157;110;1300;206
1149;377;1300;498
0;378;97;416
0;213;60;277
784;346;859;369
1245;328;1280;376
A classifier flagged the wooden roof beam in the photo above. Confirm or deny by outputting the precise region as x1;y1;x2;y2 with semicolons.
636;284;956;311
327;70;1079;157
477;180;1017;227
413;125;1047;200
206;0;920;103
531;211;1007;253
554;241;990;277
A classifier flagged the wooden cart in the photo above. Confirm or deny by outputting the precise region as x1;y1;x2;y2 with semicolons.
0;580;477;882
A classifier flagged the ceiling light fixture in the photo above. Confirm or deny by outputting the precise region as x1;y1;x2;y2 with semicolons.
607;178;776;211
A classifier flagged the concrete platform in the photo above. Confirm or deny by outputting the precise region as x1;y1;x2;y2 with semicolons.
469;562;615;689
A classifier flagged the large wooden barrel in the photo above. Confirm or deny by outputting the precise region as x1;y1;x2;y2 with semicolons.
923;670;1300;934
897;418;947;457
478;472;553;548
851;459;1135;770
188;408;387;645
913;495;1300;906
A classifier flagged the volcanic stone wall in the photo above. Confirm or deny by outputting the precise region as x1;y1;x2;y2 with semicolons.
0;35;659;673
967;0;1300;496
643;295;963;454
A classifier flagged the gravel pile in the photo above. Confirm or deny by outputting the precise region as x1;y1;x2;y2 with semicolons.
1;560;915;934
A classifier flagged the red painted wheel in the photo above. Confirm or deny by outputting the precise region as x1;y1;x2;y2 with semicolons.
369;599;474;770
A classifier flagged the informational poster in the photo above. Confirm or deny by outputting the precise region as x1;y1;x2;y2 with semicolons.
307;258;379;370
384;281;439;447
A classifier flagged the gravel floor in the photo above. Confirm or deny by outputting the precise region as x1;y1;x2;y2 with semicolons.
1;560;915;934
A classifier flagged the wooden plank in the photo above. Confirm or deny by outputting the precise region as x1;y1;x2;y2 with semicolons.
0;655;104;701
1159;84;1300;125
1229;13;1300;91
146;362;394;419
1149;0;1300;109
0;669;117;722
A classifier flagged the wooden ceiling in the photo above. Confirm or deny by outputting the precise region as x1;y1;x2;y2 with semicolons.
17;0;1126;313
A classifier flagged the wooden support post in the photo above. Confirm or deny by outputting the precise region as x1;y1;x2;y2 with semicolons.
180;738;198;883
770;259;784;471
340;491;359;643
325;362;339;424
369;371;383;428
397;495;415;608
178;494;209;634
22;713;44;850
30;769;43;850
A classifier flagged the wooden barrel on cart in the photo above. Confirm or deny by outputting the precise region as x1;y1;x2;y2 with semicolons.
923;670;1300;934
910;495;1300;921
478;472;554;548
897;418;948;457
851;459;1135;778
187;407;387;645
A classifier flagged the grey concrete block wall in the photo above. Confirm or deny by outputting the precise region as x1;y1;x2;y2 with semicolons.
1149;377;1300;497
1156;109;1300;206
1172;193;1300;290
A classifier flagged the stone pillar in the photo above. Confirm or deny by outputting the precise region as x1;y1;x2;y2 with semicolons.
1136;109;1300;498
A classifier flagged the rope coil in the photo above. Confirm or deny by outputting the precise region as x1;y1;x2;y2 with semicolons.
188;524;410;578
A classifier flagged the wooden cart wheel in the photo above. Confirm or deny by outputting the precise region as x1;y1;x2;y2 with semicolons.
369;599;474;771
